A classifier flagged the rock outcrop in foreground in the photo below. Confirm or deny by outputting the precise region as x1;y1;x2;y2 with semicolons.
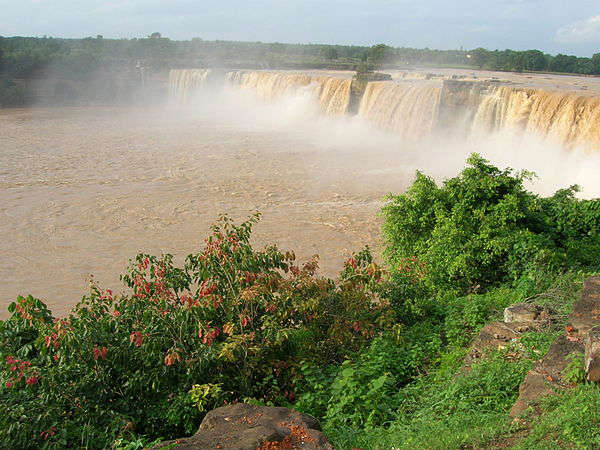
154;403;333;450
465;277;600;418
511;276;600;416
463;302;549;368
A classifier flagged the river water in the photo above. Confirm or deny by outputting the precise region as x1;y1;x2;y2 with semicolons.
3;74;600;318
0;105;409;317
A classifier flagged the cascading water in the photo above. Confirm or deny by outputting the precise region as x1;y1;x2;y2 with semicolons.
471;86;600;150
229;72;314;101
316;77;352;115
168;68;600;151
168;69;212;104
225;71;352;115
358;81;442;140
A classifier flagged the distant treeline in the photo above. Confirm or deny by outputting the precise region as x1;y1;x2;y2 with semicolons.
0;36;455;78
467;47;600;74
1;35;599;106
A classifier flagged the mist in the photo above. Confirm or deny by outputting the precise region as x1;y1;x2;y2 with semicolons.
170;76;600;199
3;66;600;318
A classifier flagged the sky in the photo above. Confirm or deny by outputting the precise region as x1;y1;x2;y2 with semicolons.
1;0;600;56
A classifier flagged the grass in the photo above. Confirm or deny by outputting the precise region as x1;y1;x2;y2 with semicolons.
321;272;594;450
515;385;600;449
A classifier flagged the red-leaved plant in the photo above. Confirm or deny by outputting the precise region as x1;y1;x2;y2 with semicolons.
0;214;391;450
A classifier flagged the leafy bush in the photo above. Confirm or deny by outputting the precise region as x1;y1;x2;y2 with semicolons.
296;324;442;431
443;286;522;347
0;215;392;449
327;347;532;450
382;154;600;297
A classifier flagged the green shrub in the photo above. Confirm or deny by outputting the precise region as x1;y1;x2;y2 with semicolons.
322;326;442;430
328;348;531;450
0;215;392;449
444;286;522;347
382;154;600;297
295;319;443;433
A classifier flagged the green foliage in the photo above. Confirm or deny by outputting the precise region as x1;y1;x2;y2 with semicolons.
0;79;29;107
330;348;532;450
466;47;600;74
444;287;519;347
324;326;442;427
515;384;600;449
516;270;585;324
0;215;391;449
189;383;225;412
112;437;164;450
382;154;600;299
367;44;391;69
295;319;443;430
375;257;433;324
562;352;586;385
321;46;338;60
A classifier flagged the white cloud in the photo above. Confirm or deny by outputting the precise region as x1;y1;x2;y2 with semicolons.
555;14;600;43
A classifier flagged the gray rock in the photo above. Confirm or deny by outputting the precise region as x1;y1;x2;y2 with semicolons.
463;321;533;368
153;403;333;450
504;303;541;324
510;335;584;417
585;326;600;382
570;277;600;337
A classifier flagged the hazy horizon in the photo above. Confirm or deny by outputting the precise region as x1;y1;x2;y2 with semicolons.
1;0;600;57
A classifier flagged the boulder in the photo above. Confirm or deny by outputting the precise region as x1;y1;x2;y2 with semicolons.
463;321;534;367
503;303;542;324
570;276;600;337
585;326;600;382
510;335;584;417
153;403;333;450
503;277;600;418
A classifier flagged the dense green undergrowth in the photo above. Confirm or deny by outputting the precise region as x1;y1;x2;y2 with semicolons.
1;154;600;449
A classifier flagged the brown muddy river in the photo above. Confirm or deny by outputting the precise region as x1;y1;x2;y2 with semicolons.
0;105;411;318
3;76;600;318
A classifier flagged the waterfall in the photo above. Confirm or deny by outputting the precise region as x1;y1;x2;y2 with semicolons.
316;77;352;115
472;86;600;150
168;69;212;104
229;72;314;101
225;71;352;115
167;68;600;151
358;81;442;140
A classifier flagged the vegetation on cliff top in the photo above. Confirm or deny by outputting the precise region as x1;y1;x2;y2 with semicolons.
2;34;600;107
1;155;599;449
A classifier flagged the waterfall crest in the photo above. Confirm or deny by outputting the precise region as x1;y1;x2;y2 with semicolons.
169;69;212;104
358;81;442;139
225;71;352;115
168;69;600;150
472;86;600;150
